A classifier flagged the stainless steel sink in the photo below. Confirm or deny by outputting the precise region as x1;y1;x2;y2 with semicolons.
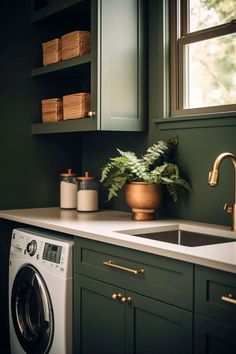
117;228;236;247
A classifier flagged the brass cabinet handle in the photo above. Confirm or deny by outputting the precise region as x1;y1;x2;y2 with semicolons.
221;294;236;305
112;293;122;301
102;260;144;275
121;296;132;303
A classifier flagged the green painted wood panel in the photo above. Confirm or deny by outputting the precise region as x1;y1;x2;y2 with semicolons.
126;291;193;354
74;272;193;354
31;0;146;134
31;55;91;77
99;0;146;131
31;0;84;22
74;237;194;310
194;315;236;354
90;0;98;129
195;265;236;327
74;274;125;354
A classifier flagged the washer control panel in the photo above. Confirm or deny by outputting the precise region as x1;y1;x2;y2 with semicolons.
42;243;62;264
10;229;73;277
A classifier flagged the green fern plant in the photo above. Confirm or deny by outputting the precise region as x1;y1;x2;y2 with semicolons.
100;136;192;201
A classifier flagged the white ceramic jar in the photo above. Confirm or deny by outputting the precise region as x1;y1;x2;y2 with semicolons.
77;171;98;212
60;169;77;209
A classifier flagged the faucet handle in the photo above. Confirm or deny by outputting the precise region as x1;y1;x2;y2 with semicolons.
224;203;233;213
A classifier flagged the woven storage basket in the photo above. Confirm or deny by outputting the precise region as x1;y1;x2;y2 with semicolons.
63;93;90;120
41;98;63;122
42;38;61;66
61;31;91;60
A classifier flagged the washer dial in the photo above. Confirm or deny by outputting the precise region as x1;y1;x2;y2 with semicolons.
26;240;37;256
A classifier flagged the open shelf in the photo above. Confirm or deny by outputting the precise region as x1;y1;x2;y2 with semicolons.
31;0;85;23
31;117;97;134
31;0;93;135
31;54;91;77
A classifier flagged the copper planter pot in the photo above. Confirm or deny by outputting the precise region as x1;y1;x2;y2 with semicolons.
125;182;162;221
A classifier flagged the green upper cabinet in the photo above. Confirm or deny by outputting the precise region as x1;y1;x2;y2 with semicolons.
30;0;147;134
99;0;146;131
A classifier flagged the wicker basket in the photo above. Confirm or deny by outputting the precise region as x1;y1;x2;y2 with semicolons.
41;98;63;122
61;31;91;61
42;38;61;66
63;93;91;120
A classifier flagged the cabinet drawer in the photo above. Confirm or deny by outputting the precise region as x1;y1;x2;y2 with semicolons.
74;237;193;310
195;265;236;326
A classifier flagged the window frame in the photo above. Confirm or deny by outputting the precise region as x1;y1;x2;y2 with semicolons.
170;0;236;118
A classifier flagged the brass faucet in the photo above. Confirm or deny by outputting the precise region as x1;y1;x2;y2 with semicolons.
208;152;236;231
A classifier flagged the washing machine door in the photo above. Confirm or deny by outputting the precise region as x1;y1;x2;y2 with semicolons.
11;265;54;354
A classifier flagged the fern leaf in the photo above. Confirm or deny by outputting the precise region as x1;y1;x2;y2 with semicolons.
107;175;127;201
174;178;192;192
166;184;178;202
100;162;114;182
140;140;169;168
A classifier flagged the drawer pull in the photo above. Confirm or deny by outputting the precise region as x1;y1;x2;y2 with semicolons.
102;260;144;275
112;293;122;301
221;294;236;305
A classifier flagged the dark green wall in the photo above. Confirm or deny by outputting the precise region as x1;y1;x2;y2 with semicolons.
0;2;235;220
81;124;236;228
0;5;83;350
81;1;236;229
0;1;82;210
151;126;236;226
147;0;236;227
0;1;235;353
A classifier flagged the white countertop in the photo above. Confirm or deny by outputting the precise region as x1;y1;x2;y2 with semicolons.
1;207;236;274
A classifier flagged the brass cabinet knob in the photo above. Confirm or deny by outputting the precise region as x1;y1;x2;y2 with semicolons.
88;111;96;117
224;203;232;213
112;293;122;301
121;296;132;303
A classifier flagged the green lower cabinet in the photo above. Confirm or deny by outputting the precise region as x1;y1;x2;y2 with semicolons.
126;291;193;354
74;274;193;354
194;315;236;354
74;274;125;354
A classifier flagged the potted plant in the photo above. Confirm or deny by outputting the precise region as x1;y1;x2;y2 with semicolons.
100;136;191;220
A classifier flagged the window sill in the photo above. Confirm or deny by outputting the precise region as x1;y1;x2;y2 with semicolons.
153;112;236;130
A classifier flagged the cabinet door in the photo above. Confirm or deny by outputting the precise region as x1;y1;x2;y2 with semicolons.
74;274;125;354
125;291;193;354
74;274;193;354
149;0;168;124
194;315;236;354
99;0;146;131
195;265;236;327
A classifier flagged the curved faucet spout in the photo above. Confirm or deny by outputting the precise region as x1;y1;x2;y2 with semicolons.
208;152;236;231
211;152;236;174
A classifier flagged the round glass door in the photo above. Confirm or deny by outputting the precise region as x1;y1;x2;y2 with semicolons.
11;265;54;354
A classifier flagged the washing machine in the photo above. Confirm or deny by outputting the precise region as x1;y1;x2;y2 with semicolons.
9;228;73;354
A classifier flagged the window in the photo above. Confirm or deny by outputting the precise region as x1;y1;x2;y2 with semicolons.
170;0;236;117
